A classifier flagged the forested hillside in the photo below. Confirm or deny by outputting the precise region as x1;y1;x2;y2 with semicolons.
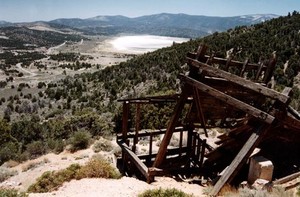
0;11;300;165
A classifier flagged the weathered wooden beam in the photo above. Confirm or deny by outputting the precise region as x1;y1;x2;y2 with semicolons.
186;57;290;104
153;89;189;168
181;75;275;124
118;141;148;179
240;58;249;77
263;53;277;84
193;87;208;137
288;106;300;120
273;171;300;185
187;53;267;71
122;102;130;141
133;104;141;153
210;124;273;196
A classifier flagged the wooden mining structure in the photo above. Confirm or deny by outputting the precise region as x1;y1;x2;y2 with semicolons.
117;45;300;196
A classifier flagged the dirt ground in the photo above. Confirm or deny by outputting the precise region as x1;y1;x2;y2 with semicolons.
0;139;205;197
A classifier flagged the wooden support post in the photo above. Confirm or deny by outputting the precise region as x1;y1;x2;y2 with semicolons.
224;56;232;71
199;139;206;168
133;104;141;153
193;87;208;137
181;75;275;124
210;124;273;196
179;130;183;158
255;60;264;81
122;101;130;142
196;44;208;61
240;58;249;77
196;134;201;160
192;133;197;159
186;57;290;104
148;132;153;165
263;53;277;84
153;89;188;168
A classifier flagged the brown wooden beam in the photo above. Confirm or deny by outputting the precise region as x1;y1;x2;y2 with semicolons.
118;141;149;179
210;124;273;196
153;89;189;168
181;75;275;124
193;87;208;137
186;57;290;104
122;102;130;141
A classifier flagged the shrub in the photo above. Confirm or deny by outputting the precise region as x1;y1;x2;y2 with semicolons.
76;157;121;179
92;138;113;153
26;141;46;159
27;164;80;193
46;139;64;153
0;188;28;197
0;167;18;182
138;188;193;197
69;130;91;152
0;142;19;165
28;157;121;193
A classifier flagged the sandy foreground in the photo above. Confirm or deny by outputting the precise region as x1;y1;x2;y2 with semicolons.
1;140;205;197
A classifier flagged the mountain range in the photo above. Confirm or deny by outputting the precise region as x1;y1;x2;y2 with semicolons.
1;13;279;38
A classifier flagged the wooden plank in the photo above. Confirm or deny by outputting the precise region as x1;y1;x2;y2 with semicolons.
153;89;189;167
263;53;277;84
186;57;290;104
133;104;141;153
273;171;300;184
118;141;149;179
187;53;267;71
193;87;208;137
210;124;273;196
181;75;275;124
122;102;130;141
288;106;300;120
255;61;265;81
224;56;232;71
240;58;249;77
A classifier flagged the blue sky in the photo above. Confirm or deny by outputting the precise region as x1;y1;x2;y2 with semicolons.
0;0;299;22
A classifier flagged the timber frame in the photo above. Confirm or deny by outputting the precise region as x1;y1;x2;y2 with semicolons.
117;44;300;196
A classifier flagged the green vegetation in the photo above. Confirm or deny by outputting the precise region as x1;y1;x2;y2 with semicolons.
138;188;193;197
27;157;120;193
1;12;300;166
0;188;28;197
68;130;91;152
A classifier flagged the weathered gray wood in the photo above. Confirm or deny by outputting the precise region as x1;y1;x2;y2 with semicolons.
210;124;273;196
153;89;189;167
186;57;290;104
181;75;275;124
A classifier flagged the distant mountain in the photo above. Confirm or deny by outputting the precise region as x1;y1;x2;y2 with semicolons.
1;13;279;38
0;20;12;27
49;13;279;38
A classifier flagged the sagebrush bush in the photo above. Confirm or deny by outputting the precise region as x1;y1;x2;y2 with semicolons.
76;157;121;179
92;138;113;153
69;130;91;152
138;188;193;197
46;139;64;153
28;157;121;193
26;141;46;159
0;188;28;197
27;164;80;193
0;167;18;182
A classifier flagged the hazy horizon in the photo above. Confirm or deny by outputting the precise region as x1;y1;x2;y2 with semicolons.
0;0;299;23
